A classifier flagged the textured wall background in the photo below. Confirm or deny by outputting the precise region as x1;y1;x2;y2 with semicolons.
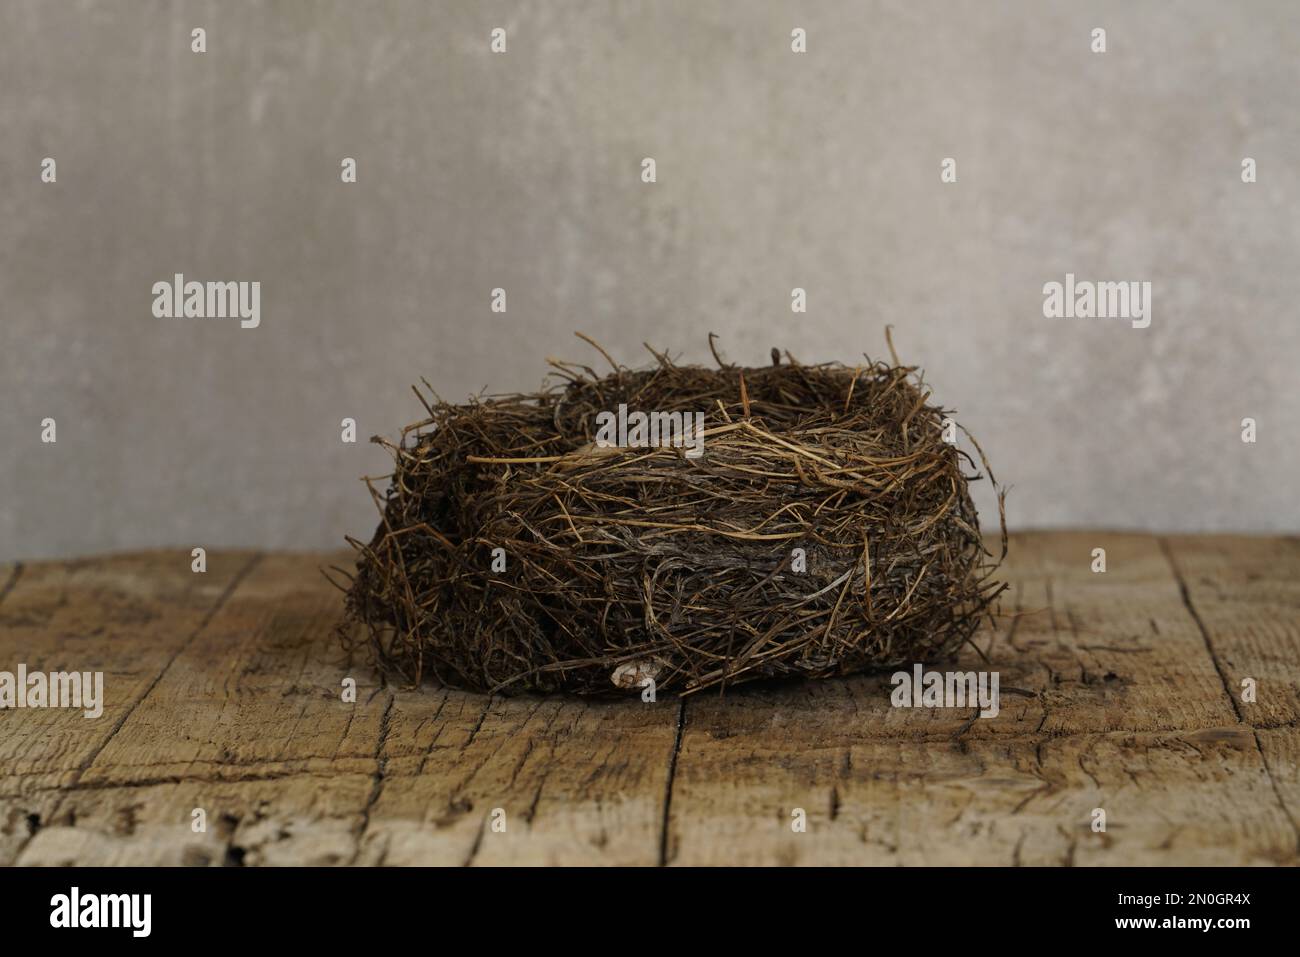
2;0;1297;561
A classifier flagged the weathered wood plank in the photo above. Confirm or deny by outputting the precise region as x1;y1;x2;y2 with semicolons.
1162;535;1300;728
2;533;1296;866
1255;728;1300;848
354;691;679;866
0;552;258;792
665;727;1297;866
1004;532;1238;733
78;551;381;787
14;773;375;867
0;551;258;864
11;551;388;865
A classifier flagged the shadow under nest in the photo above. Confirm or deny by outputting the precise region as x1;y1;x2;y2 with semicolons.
337;334;1006;697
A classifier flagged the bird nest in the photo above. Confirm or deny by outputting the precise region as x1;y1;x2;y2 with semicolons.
338;334;1006;696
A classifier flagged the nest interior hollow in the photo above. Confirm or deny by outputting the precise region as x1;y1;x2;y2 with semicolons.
339;338;1006;696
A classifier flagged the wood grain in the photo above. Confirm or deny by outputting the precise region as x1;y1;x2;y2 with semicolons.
0;533;1295;866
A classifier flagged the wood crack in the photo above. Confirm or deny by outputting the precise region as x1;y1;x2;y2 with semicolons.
1159;536;1300;853
1158;537;1243;723
349;692;395;865
0;562;23;607
657;698;686;866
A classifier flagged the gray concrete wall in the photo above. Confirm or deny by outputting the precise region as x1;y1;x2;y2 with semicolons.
2;0;1296;561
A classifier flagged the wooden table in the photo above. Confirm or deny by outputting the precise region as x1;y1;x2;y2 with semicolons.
1;532;1296;866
